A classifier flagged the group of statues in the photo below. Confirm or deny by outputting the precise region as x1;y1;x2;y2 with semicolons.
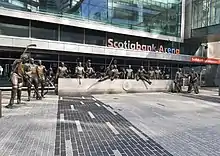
6;56;200;109
174;68;199;94
56;59;168;81
55;60;154;86
6;54;48;108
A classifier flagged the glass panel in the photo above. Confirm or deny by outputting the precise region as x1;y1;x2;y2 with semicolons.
60;25;84;43
192;0;220;29
85;29;106;46
0;0;182;37
0;16;29;37
31;21;58;40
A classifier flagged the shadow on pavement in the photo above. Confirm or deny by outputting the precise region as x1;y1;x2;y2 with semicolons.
180;93;220;104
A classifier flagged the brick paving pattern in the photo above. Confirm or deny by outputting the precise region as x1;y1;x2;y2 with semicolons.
0;92;58;156
1;90;220;156
95;92;220;156
55;96;173;156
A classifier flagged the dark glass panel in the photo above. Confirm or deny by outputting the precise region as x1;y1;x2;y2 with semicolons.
85;29;106;46
31;21;58;40
60;25;84;43
0;16;29;37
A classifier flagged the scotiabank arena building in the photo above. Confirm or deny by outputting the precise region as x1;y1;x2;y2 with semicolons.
0;0;219;86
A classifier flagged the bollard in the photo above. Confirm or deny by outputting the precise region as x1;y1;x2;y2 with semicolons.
0;90;2;118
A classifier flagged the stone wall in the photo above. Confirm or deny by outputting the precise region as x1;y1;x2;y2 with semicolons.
58;78;173;96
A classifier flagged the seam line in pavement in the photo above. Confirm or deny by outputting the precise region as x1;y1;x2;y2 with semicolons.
88;111;95;119
113;150;122;156
103;105;117;115
65;140;73;156
70;105;75;111
95;102;101;107
129;126;149;141
60;114;64;122
106;122;119;135
75;120;83;132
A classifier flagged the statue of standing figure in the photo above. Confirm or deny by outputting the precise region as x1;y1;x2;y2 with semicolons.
25;58;41;101
174;68;183;93
75;62;85;84
55;62;68;95
111;65;119;80
148;67;155;79
85;62;95;78
37;60;47;98
75;62;85;78
155;66;162;79
56;62;68;79
5;54;29;108
187;69;199;94
126;65;134;79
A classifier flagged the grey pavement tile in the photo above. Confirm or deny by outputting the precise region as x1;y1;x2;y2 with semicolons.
0;91;58;156
57;95;174;156
94;92;220;156
2;91;219;156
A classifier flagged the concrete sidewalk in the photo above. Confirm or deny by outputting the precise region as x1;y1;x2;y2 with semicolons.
0;91;58;156
0;90;220;156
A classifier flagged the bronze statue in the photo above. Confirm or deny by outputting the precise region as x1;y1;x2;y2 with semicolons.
56;62;68;79
126;65;134;79
174;68;183;93
55;62;68;95
97;65;113;82
155;66;162;79
75;62;85;78
120;68;126;79
136;66;152;85
37;60;47;98
75;62;85;84
148;67;155;79
111;65;119;80
85;62;95;78
5;54;29;108
25;58;41;101
187;69;199;94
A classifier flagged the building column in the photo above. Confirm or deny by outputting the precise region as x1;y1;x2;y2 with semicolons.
137;2;143;24
108;0;113;23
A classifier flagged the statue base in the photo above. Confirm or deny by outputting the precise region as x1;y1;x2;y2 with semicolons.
58;78;173;96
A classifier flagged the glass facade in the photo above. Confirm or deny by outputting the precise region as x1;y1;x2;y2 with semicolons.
0;0;182;37
192;0;220;29
0;16;182;50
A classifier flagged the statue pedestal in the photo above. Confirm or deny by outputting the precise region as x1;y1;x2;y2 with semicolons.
58;78;173;96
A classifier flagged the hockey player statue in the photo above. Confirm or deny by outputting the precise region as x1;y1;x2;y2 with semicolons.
25;58;41;101
5;54;29;108
37;60;47;98
136;66;152;85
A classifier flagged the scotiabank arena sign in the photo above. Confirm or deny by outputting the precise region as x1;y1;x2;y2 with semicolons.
107;39;180;54
191;56;220;64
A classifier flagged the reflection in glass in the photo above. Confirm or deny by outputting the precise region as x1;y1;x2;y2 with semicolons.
192;0;220;29
60;25;84;43
31;21;58;40
0;16;29;37
0;0;182;37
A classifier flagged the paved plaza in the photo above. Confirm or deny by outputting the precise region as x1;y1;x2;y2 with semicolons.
0;90;220;156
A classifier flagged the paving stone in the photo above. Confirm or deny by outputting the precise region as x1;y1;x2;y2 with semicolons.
55;95;173;156
0;91;58;156
2;91;219;156
94;92;220;156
